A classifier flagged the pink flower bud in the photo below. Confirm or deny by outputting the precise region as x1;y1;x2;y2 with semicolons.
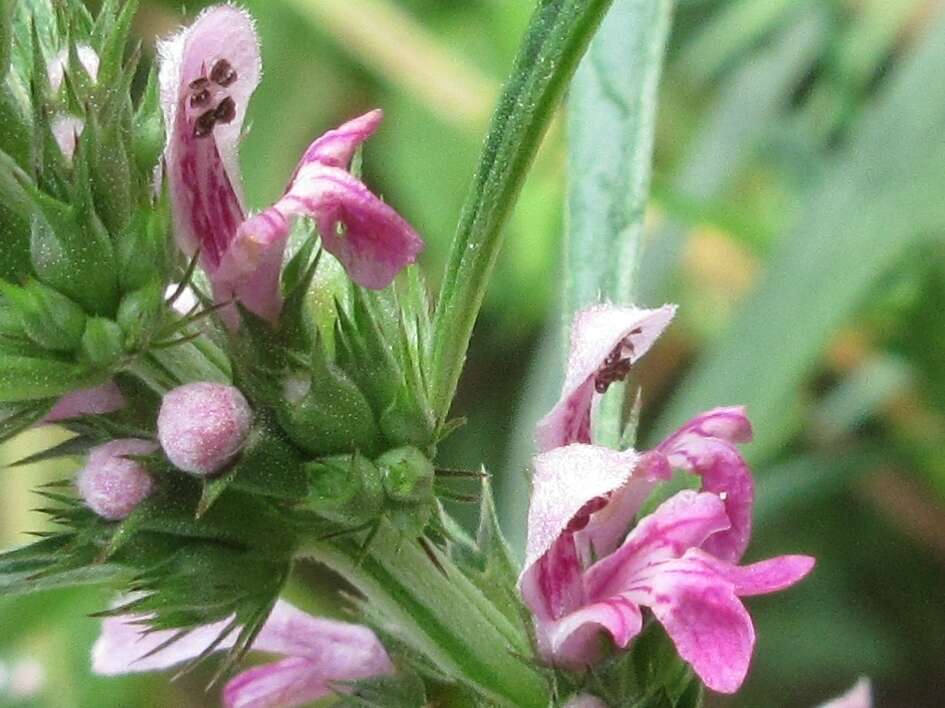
77;439;157;520
157;382;253;476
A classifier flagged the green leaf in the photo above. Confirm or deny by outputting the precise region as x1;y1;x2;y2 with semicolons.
0;353;100;401
565;0;672;315
0;0;14;78
651;10;945;459
430;0;615;425
0;397;52;442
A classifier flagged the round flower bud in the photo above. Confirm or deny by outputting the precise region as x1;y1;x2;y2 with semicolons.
77;439;157;520
157;382;253;476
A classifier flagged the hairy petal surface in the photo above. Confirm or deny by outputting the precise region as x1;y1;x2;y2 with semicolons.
158;5;260;268
536;304;676;451
523;444;641;575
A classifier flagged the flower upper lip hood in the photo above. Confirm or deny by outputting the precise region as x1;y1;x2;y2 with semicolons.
158;5;423;326
535;304;676;452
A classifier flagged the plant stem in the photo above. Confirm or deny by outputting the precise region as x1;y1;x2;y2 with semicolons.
299;520;549;707
430;0;615;425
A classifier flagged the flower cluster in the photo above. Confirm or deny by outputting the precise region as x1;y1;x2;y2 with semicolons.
520;304;814;693
0;3;820;707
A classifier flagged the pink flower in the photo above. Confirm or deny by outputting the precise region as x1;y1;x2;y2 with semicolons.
43;381;126;423
76;439;157;520
536;303;676;452
158;6;422;325
157;382;253;476
92;600;394;708
520;304;814;693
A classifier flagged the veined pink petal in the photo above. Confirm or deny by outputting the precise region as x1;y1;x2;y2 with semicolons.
659;406;752;448
584;491;730;601
580;450;672;561
519;532;585;659
536;304;676;452
213;111;423;320
637;555;755;694
544;592;643;667
683;549;814;596
307;168;424;289
817;678;872;708
43;381;126;423
296;109;383;170
659;425;754;563
522;444;640;577
223;619;392;708
158;5;260;269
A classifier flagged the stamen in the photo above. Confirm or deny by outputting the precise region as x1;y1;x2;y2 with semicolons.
193;109;217;138
213;96;236;124
565;496;609;532
209;58;237;87
189;87;211;108
188;76;210;91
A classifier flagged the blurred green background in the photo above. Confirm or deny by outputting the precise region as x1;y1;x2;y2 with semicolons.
3;0;945;705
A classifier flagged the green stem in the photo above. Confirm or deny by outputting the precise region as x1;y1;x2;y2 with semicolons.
430;0;615;424
299;521;549;707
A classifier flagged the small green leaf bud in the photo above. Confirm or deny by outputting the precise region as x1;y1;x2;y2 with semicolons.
117;280;163;348
277;346;381;457
377;446;434;503
80;317;124;368
303;453;384;525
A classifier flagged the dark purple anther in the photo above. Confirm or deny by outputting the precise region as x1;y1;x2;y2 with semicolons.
189;87;211;108
214;96;236;124
193;109;217;138
210;58;237;86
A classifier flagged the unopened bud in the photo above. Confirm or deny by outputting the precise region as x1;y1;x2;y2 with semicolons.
157;382;253;476
80;317;124;368
377;446;434;503
76;439;156;520
303;454;384;525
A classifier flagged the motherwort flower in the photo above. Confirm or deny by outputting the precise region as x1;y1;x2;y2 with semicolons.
92;600;393;708
519;305;814;693
158;6;423;325
535;303;676;452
